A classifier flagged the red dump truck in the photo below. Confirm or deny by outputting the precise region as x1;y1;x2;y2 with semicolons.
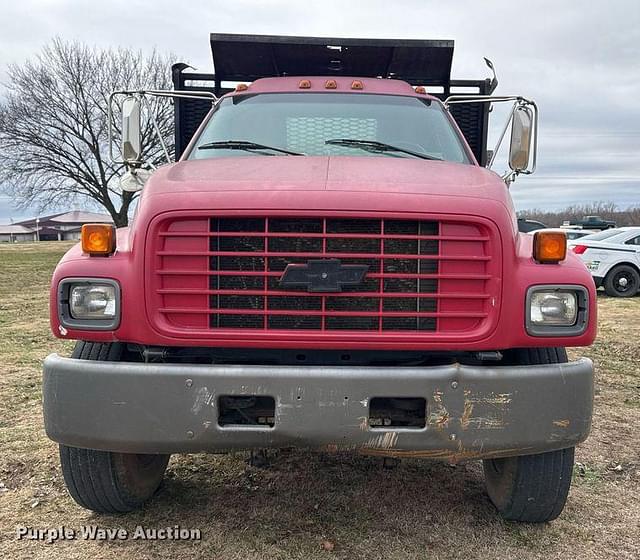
43;35;596;522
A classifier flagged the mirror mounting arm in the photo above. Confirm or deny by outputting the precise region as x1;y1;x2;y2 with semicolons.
107;89;218;168
444;95;538;186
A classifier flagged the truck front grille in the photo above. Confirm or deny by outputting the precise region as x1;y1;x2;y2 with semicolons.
151;214;497;339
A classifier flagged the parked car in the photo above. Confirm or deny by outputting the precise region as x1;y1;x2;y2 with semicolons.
571;227;640;296
517;218;547;233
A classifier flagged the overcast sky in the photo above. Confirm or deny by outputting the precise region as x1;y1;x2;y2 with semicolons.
1;0;639;222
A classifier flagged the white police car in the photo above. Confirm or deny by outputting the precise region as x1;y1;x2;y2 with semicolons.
570;227;640;297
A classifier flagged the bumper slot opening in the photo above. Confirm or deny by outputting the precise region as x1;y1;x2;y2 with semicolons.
369;397;426;428
218;396;275;427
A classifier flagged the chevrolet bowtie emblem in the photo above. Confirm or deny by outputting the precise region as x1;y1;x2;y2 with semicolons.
279;259;369;293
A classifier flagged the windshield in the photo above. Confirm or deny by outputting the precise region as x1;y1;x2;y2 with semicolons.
580;229;624;242
565;230;589;240
188;93;472;164
597;230;638;244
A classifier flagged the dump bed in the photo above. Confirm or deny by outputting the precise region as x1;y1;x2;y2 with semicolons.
172;34;497;164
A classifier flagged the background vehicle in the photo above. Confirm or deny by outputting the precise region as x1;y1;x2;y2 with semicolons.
517;218;547;233
570;215;616;231
572;227;640;296
43;34;596;523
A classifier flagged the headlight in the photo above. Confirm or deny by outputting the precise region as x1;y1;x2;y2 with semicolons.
526;285;588;336
530;292;577;325
58;279;120;330
70;285;117;319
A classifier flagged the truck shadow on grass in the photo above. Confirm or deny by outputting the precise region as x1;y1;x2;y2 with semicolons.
115;450;560;554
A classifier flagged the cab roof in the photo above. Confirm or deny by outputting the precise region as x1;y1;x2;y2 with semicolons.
225;76;437;99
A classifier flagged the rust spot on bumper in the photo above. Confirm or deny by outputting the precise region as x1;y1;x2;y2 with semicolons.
363;432;399;450
358;446;532;463
460;401;474;430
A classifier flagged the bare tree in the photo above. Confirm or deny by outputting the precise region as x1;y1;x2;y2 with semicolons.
0;39;176;227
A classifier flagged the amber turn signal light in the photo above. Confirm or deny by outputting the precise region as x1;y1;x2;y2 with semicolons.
82;224;116;256
533;231;567;263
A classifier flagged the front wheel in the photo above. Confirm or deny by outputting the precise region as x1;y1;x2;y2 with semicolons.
604;264;640;297
60;445;169;513
483;447;574;523
58;341;170;512
483;347;575;522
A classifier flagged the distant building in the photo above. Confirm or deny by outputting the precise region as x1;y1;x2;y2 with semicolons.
0;224;38;243
1;210;113;242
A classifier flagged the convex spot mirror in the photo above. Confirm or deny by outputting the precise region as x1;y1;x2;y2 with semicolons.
121;96;142;164
119;169;152;193
509;105;533;172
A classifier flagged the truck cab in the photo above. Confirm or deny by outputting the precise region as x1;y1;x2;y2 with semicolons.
43;35;596;522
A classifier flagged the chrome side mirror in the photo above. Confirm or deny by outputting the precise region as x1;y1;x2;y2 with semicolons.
109;89;216;172
509;106;533;172
121;96;142;164
445;95;538;184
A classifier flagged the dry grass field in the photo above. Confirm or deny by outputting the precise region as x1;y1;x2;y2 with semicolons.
0;242;638;559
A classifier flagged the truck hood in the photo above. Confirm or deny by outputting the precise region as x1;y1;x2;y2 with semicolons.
147;156;506;201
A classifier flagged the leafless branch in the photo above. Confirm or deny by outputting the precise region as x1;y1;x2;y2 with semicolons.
0;39;176;226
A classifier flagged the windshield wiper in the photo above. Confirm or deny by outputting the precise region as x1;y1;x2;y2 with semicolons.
325;138;442;161
197;140;305;156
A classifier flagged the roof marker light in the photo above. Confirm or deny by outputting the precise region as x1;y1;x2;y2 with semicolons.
298;79;311;89
351;80;364;90
235;83;249;92
325;79;337;89
415;86;427;94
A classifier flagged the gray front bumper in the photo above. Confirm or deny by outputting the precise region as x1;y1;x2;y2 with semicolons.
43;354;593;462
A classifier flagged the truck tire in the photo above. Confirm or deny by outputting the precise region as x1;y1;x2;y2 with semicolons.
482;347;574;523
59;341;170;513
603;264;640;297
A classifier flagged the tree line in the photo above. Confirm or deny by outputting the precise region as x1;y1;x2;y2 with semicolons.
518;202;640;228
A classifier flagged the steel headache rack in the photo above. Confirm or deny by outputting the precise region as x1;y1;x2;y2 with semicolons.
171;33;498;164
